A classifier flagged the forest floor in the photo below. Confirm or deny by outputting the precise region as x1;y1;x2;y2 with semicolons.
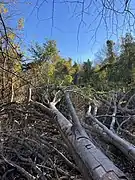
0;102;135;179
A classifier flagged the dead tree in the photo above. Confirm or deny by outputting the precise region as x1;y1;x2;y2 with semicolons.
84;91;135;163
29;88;128;180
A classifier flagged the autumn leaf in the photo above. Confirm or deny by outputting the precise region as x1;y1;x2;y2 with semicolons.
3;8;8;13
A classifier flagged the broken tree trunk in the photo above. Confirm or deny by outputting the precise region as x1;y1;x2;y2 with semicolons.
31;90;128;180
50;104;128;180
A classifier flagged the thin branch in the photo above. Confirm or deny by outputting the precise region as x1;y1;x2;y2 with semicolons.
0;65;35;87
117;116;131;133
0;13;8;50
52;90;61;105
110;93;117;132
2;156;36;180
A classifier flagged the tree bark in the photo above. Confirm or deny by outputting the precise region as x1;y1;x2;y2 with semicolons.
30;91;128;180
86;114;135;163
48;102;128;180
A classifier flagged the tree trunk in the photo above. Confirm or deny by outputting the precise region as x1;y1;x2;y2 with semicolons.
31;96;128;180
48;102;128;180
86;114;135;163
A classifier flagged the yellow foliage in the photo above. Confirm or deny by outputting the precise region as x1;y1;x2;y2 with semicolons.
48;64;55;77
64;75;73;84
3;8;8;14
14;62;22;73
18;18;24;30
8;32;15;40
0;4;8;14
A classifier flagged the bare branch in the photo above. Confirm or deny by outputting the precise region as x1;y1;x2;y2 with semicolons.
2;156;36;180
110;93;117;132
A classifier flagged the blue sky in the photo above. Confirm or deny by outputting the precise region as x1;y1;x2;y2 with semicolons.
6;0;135;62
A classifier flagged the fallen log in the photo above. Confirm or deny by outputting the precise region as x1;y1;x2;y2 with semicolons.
85;113;135;163
30;91;128;180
